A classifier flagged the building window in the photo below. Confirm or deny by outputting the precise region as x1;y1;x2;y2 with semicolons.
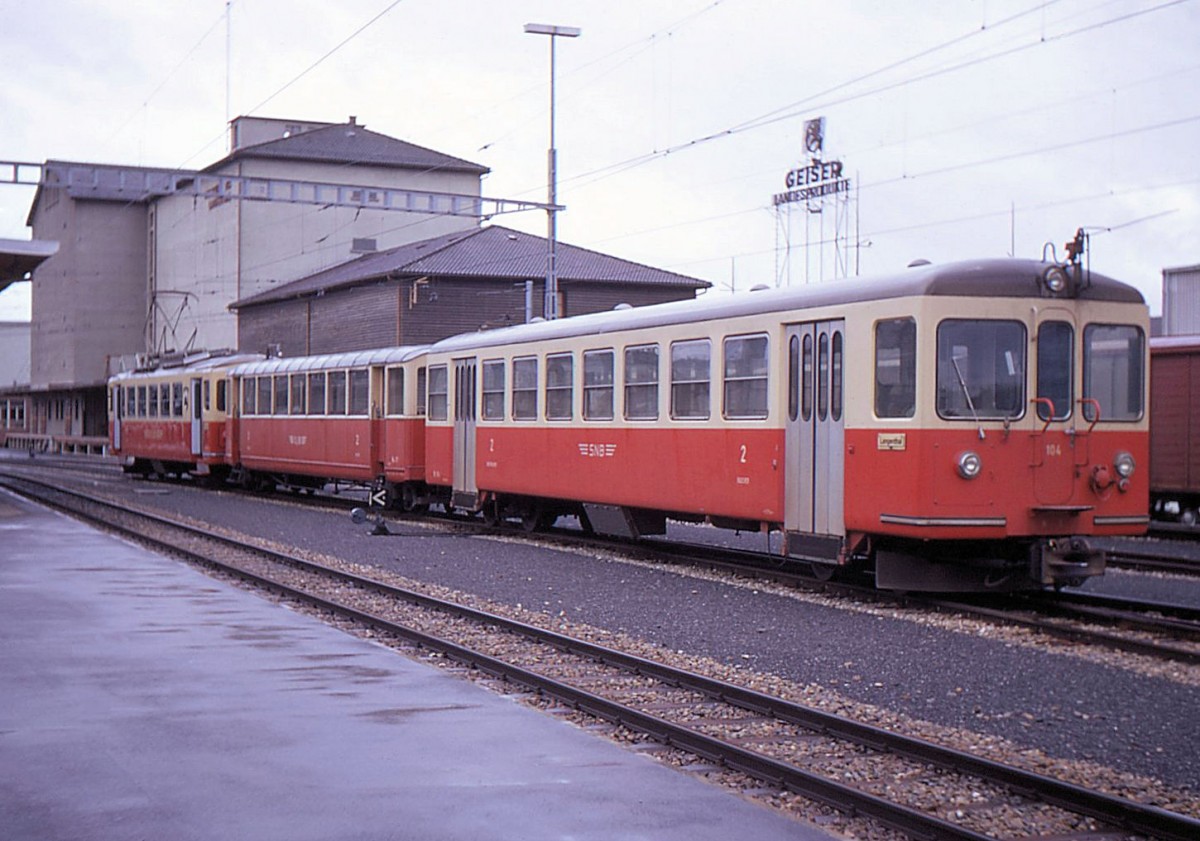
671;339;711;420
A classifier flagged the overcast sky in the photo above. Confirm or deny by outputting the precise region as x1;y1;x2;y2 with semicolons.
2;0;1197;321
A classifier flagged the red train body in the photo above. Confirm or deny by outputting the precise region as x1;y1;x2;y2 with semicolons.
108;257;1151;592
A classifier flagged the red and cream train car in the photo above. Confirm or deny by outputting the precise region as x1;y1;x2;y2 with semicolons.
108;351;262;480
422;258;1150;591
227;347;429;506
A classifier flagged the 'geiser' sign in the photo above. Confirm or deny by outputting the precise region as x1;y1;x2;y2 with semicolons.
773;158;850;206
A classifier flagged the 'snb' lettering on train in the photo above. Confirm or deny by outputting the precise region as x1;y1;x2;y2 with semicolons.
578;443;617;458
288;435;307;446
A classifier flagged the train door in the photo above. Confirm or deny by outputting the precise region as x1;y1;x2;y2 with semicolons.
190;378;203;457
112;385;123;451
784;320;845;559
452;358;478;509
1032;310;1083;505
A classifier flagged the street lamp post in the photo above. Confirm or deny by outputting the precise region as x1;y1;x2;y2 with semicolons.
524;22;580;321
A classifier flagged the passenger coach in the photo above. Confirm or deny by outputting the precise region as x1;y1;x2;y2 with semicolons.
423;258;1149;591
109;351;262;480
228;346;429;506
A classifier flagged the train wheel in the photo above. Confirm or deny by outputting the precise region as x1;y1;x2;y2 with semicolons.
482;500;502;527
521;505;544;533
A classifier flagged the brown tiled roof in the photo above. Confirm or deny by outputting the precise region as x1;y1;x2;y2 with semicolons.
231;225;709;309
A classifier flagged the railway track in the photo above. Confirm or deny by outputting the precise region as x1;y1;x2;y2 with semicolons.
5;455;1200;668
4;473;1198;841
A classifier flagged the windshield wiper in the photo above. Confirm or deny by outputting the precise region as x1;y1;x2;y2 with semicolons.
951;354;986;440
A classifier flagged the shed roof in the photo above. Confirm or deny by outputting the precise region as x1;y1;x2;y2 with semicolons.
230;224;710;310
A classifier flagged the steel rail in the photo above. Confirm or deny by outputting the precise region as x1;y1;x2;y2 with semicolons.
6;474;1199;841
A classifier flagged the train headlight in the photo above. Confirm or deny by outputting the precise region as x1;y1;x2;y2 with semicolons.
1043;266;1070;295
1113;452;1136;479
957;451;983;480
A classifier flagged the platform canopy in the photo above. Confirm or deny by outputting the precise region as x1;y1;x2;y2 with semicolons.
0;237;57;293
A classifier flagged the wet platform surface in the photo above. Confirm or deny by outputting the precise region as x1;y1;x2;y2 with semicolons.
0;489;833;840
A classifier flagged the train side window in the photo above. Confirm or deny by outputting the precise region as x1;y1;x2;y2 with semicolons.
172;383;184;418
875;318;915;419
290;374;306;415
203;380;211;412
148;384;158;418
416;366;427;416
386;367;405;417
328;371;348;415
1083;324;1144;422
163;385;173;417
671;339;711;420
427;365;449;421
545;353;574;420
788;336;799;422
1037;321;1073;421
137;385;146;418
624;344;659;421
481;359;505;421
817;333;829;422
241;380;254;415
936;319;1026;420
216;380;227;413
307;373;326;415
802;334;814;421
127;386;136;418
831;331;844;422
512;356;537;420
257;377;272;415
348;369;370;415
723;334;768;419
272;375;288;416
583;349;614;421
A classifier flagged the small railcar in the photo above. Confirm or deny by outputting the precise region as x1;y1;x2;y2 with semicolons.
423;257;1150;591
228;347;429;506
1148;336;1200;524
108;351;262;480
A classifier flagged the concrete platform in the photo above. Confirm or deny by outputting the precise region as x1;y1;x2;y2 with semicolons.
0;488;834;840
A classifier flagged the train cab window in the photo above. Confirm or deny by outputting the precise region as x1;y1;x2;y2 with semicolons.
349;369;370;415
624;344;659;421
328;371;348;415
416;366;427;416
386;367;405;417
427;365;449;421
1083;324;1144;422
257;377;273;415
216;380;227;413
273;375;289;416
671;339;711;420
875;318;915;419
723;334;768;419
583;350;614;421
512;357;537;420
1037;321;1074;421
831;331;844;422
172;383;184;417
308;373;326;415
290;375;306;415
936;320;1026;420
481;360;505;421
545;353;574;420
